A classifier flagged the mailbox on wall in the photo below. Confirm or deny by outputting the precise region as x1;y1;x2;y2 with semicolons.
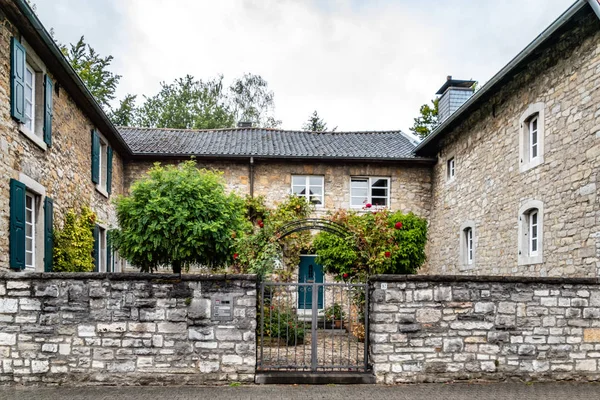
211;294;234;321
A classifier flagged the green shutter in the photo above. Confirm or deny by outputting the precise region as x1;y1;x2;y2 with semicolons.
9;179;26;270
106;230;112;273
43;75;53;147
106;147;113;194
44;197;53;272
10;37;26;123
91;130;100;184
92;224;100;272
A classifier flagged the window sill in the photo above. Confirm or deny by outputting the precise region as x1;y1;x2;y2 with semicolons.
95;185;109;199
518;255;543;266
19;125;47;151
458;263;475;272
520;156;544;173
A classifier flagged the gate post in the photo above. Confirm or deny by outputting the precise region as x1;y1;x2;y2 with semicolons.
310;282;318;371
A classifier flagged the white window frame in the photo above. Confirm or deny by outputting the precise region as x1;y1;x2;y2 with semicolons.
291;175;324;207
25;192;36;270
350;177;390;209
95;132;109;198
18;173;47;272
96;225;108;272
447;157;455;181
518;200;544;265
466;228;473;264
529;116;538;161
459;220;476;270
519;103;545;173
24;62;35;133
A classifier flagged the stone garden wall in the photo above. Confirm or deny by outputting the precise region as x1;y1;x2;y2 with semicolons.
370;275;600;384
0;272;257;385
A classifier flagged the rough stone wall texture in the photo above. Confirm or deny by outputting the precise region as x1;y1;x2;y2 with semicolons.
423;11;600;277
0;273;257;385
126;159;432;218
370;275;600;384
0;11;126;272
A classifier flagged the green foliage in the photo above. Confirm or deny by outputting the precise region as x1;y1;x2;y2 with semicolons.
409;98;439;139
111;160;246;273
60;36;121;110
229;73;281;128
262;305;306;346
109;94;137;126
53;207;97;272
324;303;345;321
234;195;313;280
301;110;335;132
313;210;428;280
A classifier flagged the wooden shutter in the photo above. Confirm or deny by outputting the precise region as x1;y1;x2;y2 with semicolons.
43;75;53;147
10;37;26;123
9;179;26;270
44;197;53;272
107;147;113;194
106;230;112;273
91;130;100;184
92;224;100;272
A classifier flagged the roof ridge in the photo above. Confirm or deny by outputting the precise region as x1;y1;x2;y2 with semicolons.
118;126;408;135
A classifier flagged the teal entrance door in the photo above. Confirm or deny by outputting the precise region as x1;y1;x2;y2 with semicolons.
298;255;324;309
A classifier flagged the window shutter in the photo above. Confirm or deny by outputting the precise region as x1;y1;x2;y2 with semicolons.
10;37;26;123
106;230;112;273
92;224;100;272
44;197;54;272
106;147;113;194
43;75;53;147
9;179;26;270
91;130;100;184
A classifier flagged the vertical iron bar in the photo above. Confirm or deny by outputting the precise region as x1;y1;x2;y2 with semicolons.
277;288;280;365
269;286;273;368
323;284;326;366
260;282;265;369
364;284;369;372
331;285;334;368
286;286;289;364
303;283;307;369
311;282;318;371
347;284;351;369
294;284;298;367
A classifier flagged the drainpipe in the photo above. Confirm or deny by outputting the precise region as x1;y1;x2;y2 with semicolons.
589;0;600;20
249;157;255;198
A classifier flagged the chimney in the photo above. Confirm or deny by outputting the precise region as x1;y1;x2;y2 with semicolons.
436;75;476;123
237;121;253;128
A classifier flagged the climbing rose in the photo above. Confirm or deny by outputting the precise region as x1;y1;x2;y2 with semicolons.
395;222;403;229
257;220;264;228
233;253;239;260
385;251;391;258
365;203;372;208
343;273;349;279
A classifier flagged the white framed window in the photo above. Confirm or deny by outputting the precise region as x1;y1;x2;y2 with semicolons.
98;227;107;272
518;200;544;265
459;221;476;270
25;192;36;270
291;175;324;206
24;63;35;133
465;228;473;265
447;157;455;180
100;139;108;191
519;103;545;173
18;40;48;150
350;177;390;208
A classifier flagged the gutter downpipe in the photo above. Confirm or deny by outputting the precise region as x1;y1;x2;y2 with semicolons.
589;0;600;19
249;157;255;198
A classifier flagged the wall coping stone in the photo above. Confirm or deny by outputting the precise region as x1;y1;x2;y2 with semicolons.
370;274;599;285
0;271;257;282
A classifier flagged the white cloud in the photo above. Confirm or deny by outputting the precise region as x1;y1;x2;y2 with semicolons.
35;0;573;132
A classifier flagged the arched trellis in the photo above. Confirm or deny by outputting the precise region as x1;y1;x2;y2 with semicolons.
274;218;352;241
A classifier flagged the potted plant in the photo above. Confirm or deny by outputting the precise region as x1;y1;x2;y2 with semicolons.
324;303;345;329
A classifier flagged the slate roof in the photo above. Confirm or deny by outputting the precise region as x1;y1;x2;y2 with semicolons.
119;127;427;161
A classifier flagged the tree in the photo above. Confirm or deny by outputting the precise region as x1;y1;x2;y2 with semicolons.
111;161;246;273
302;110;335;132
61;36;121;110
229;73;281;128
409;98;439;139
109;94;137;126
134;75;235;129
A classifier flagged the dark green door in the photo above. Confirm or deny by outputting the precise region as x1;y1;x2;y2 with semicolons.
298;255;324;309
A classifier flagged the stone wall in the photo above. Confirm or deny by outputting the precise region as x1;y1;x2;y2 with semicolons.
0;273;257;385
126;159;432;218
423;9;600;276
0;9;126;272
370;275;600;384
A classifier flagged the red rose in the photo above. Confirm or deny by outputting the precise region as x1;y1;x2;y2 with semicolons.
395;222;403;229
233;253;239;260
365;203;372;208
385;251;391;258
343;273;349;279
257;220;264;228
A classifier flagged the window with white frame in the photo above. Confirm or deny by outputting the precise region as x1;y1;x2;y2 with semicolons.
519;103;545;173
529;117;538;160
99;139;108;191
447;157;455;180
21;41;47;142
291;175;324;206
350;177;390;208
98;226;107;272
24;63;35;132
518;200;544;265
465;227;473;265
459;221;476;269
25;192;36;269
529;210;538;256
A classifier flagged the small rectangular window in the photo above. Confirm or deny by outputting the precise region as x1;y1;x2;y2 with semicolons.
98;226;107;272
291;175;324;206
466;228;473;265
25;192;36;269
530;117;538;160
350;177;390;208
24;63;35;132
529;210;538;256
447;158;455;180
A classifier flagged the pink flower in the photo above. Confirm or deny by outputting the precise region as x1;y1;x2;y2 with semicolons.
385;251;391;258
395;222;403;230
365;203;372;209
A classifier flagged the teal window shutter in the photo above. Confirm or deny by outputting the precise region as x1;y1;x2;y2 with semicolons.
44;197;54;272
92;224;100;272
91;130;100;184
107;147;113;194
10;37;26;123
106;230;112;272
43;75;53;147
9;179;26;270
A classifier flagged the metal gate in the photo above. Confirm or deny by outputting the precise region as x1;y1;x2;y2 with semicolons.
258;281;369;372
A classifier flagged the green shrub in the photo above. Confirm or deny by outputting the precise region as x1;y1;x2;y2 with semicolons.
262;305;306;346
53;206;97;272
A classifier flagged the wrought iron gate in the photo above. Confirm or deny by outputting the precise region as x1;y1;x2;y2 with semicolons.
258;281;369;372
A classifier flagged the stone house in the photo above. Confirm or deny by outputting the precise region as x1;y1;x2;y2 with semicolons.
0;0;599;283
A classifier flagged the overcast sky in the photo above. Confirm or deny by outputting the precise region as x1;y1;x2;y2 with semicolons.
34;0;573;132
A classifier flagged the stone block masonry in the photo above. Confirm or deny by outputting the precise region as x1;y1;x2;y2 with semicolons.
0;272;257;385
370;275;600;384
